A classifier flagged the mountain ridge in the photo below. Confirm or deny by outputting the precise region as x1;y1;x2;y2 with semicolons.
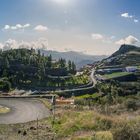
111;44;140;57
40;49;107;69
100;44;140;67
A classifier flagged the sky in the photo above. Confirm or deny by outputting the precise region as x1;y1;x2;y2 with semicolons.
0;0;140;55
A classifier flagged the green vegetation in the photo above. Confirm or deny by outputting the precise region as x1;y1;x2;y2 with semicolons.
112;120;140;140
0;107;139;140
0;48;78;91
0;78;11;92
74;80;140;110
72;75;89;85
51;110;115;138
50;108;140;140
75;93;100;99
71;131;113;140
100;44;140;67
103;72;131;79
0;78;140;140
47;78;140;139
0;44;140;140
74;93;101;106
112;44;140;56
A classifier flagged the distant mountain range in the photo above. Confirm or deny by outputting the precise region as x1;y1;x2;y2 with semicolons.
40;50;107;69
100;44;140;67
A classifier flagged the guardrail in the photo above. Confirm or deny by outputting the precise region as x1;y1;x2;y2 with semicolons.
0;95;55;99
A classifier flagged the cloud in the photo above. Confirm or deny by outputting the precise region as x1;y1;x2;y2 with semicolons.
121;13;133;18
24;24;30;28
3;24;30;31
4;25;10;30
3;39;18;50
0;38;48;51
110;36;116;40
36;38;48;49
121;13;139;23
134;19;139;23
91;33;104;40
116;35;139;45
34;25;48;32
91;33;115;44
0;43;3;50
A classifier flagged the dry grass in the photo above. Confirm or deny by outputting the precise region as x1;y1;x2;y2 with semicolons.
71;131;113;140
0;118;53;140
0;103;140;140
37;98;52;109
93;131;113;140
52;109;125;138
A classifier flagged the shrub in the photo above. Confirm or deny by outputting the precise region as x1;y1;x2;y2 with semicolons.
125;99;137;111
94;116;113;131
113;123;140;140
92;131;113;140
0;80;11;92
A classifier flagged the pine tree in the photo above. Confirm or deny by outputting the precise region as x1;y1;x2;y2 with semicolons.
47;54;52;68
71;62;76;74
68;60;72;71
5;57;10;68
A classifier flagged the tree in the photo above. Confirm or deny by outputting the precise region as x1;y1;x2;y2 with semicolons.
40;64;46;80
38;50;41;57
0;80;11;92
29;55;37;65
31;48;35;55
5;57;10;68
71;62;76;74
59;58;66;68
0;49;2;55
3;81;11;92
47;54;52;68
2;69;8;77
68;60;72;71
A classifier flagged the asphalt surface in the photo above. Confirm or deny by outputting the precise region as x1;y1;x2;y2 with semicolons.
0;99;50;124
0;69;96;124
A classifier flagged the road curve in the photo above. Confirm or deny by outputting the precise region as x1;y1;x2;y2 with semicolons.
51;69;97;93
31;69;97;94
0;98;50;124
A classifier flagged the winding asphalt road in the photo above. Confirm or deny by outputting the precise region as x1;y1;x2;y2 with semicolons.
0;99;50;124
39;69;97;93
0;69;96;124
53;69;97;93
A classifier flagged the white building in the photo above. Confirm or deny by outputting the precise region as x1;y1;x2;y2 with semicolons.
125;66;137;72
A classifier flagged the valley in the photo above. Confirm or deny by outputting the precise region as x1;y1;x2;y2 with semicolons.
0;44;140;140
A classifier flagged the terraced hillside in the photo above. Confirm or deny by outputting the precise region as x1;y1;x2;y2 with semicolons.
99;44;140;67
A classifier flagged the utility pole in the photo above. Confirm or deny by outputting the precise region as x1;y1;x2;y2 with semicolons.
51;95;56;140
72;93;75;99
51;96;56;126
37;118;39;140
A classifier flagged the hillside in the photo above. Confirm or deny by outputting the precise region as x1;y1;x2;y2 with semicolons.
100;44;140;67
40;50;107;69
0;48;77;91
